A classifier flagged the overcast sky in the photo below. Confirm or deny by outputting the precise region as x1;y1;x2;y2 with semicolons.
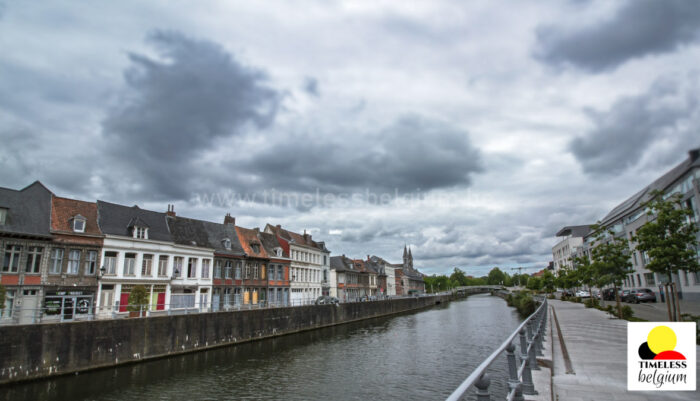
2;0;699;276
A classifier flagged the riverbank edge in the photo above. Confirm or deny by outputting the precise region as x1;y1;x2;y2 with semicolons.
0;292;479;386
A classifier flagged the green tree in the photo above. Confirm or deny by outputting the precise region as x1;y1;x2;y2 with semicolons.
127;285;149;315
526;276;542;291
450;268;468;286
571;254;597;299
541;270;556;294
487;267;506;285
633;190;699;320
590;223;633;318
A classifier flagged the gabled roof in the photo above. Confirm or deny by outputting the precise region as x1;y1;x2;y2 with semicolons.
0;181;53;238
166;215;244;255
259;231;288;259
51;196;102;235
330;255;355;272
265;223;330;253
235;226;269;259
601;148;700;225
97;200;172;241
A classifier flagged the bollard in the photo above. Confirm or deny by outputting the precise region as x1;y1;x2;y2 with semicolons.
506;342;519;386
475;372;491;401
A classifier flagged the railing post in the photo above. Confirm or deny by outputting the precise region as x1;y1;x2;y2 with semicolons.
474;372;490;401
521;355;537;395
529;332;539;370
506;342;518;386
511;382;525;401
519;328;528;361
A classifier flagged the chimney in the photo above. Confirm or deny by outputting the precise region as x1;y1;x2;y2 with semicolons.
276;224;281;229
224;213;235;226
166;204;176;217
690;148;700;162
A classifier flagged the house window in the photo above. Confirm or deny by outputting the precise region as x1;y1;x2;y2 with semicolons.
253;263;259;279
224;260;232;279
2;245;22;273
644;273;655;286
72;217;86;233
173;257;184;277
223;238;231;250
123;253;136;276
214;260;222;278
251;244;260;253
0;208;7;225
278;265;283;280
142;254;153;276
158;255;168;276
235;262;242;279
202;259;210;279
244;263;250;279
85;250;97;275
134;226;148;239
67;250;81;274
1;290;15;318
104;251;117;275
25;246;43;273
188;258;197;278
49;248;64;274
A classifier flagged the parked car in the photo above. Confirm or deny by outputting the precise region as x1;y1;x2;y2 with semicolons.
601;288;616;301
624;288;657;303
315;296;340;305
620;290;631;302
561;290;574;297
575;290;590;298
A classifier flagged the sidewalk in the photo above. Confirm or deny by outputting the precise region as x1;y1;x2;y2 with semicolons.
548;300;698;401
599;298;700;322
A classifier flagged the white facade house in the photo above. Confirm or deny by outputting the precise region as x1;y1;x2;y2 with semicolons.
384;264;397;296
264;225;330;305
95;201;213;318
552;226;590;272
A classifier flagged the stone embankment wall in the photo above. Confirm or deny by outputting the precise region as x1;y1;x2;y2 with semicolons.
0;293;462;384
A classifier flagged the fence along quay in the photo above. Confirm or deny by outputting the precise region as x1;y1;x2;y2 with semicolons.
446;298;548;401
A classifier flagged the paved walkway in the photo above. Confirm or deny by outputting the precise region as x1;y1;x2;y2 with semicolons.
548;300;699;401
598;298;700;322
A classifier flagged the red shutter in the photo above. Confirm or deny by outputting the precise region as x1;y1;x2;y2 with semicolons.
157;293;166;310
119;293;130;313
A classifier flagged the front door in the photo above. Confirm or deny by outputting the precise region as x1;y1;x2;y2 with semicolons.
19;290;39;324
62;297;74;321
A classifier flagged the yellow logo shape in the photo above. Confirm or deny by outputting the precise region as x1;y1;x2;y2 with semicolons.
647;325;677;354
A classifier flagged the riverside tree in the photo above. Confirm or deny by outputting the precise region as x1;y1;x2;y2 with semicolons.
127;285;149;316
589;223;633;318
633;190;700;320
571;254;597;301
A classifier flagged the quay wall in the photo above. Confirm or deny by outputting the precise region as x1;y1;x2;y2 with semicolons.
0;292;479;384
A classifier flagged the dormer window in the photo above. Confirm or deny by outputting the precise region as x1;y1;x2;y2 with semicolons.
134;226;148;239
72;215;86;233
251;243;260;253
274;247;282;257
223;238;232;250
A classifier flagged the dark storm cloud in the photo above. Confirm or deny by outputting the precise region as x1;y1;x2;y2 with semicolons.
102;30;280;200
569;75;700;175
535;0;700;72
229;115;483;195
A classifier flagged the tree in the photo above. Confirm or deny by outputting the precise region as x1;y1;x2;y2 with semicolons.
541;270;556;294
487;267;506;285
571;254;596;299
127;285;149;315
589;223;633;318
633;190;699;320
526;276;542;291
450;268;468;286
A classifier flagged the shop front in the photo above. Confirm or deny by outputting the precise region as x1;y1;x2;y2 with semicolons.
43;289;95;322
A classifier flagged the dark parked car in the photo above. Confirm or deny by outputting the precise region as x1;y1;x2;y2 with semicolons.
315;296;340;305
601;288;617;301
624;288;656;303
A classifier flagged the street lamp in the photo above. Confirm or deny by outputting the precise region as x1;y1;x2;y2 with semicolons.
98;266;106;279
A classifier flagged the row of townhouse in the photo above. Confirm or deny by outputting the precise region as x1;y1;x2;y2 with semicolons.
0;182;331;324
328;246;425;302
552;148;700;301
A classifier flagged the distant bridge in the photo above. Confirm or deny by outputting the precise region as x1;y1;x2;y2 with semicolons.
451;285;507;295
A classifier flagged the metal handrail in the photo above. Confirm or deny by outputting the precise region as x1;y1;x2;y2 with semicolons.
446;297;548;401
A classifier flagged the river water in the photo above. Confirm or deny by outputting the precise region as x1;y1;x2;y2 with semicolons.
1;294;522;401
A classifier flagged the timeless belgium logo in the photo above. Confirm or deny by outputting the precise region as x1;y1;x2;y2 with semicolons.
627;322;696;391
